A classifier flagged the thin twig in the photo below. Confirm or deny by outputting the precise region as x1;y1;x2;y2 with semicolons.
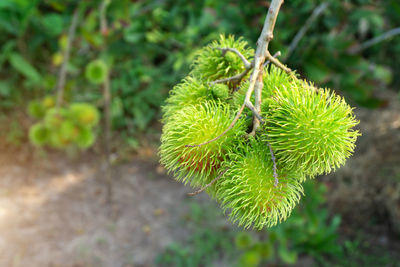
250;73;264;135
209;67;252;86
217;47;251;68
267;142;278;187
284;2;329;61
263;51;281;67
185;103;246;148
186;0;285;148
348;27;400;54
100;0;109;35
266;51;291;73
56;8;80;107
100;0;113;205
187;168;229;196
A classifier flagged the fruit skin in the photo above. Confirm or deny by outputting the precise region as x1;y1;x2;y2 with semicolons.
76;126;95;149
68;103;100;128
159;100;247;189
191;34;254;86
44;108;68;128
85;59;108;85
42;96;55;109
263;81;360;178
29;123;49;146
162;77;231;122
162;76;211;122
216;138;304;229
211;83;229;101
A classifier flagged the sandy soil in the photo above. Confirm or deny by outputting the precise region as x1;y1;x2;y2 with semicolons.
0;152;203;267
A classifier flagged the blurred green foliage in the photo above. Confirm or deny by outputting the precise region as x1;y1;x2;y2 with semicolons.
0;0;399;145
156;181;344;266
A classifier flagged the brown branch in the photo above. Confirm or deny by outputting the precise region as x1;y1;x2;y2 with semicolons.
185;0;285;148
209;66;252;86
56;8;80;107
348;27;400;54
284;2;329;61
266;51;291;73
267;142;278;187
250;72;264;135
100;0;113;205
263;51;281;67
187;168;229;196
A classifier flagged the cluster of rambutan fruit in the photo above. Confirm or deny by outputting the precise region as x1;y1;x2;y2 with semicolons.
160;35;360;229
28;96;100;149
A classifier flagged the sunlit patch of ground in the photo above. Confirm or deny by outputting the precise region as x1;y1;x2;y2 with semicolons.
0;155;196;267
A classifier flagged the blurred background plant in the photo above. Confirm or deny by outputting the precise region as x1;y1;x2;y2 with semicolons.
1;0;399;149
156;181;400;266
0;0;399;266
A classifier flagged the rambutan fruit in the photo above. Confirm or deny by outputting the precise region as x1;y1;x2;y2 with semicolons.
159;101;246;189
230;65;296;115
44;108;68;129
162;76;230;122
29;123;49;146
216;138;304;229
75;127;95;149
68;103;100;128
191;35;253;85
42;95;55;109
85;59;108;85
263;81;360;178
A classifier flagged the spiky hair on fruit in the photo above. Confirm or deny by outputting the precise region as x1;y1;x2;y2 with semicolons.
230;65;297;114
29;123;49;146
191;34;254;85
216;138;304;229
85;59;108;85
263;81;360;178
162;76;230;122
76;127;95;149
159;101;247;189
68;103;100;128
44;108;68;128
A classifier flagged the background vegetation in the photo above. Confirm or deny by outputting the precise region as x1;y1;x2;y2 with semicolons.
0;0;399;266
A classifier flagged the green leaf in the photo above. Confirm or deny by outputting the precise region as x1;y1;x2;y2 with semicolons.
42;13;64;36
8;53;41;83
278;246;298;265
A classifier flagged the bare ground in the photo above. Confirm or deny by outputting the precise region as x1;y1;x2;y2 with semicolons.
0;151;206;267
0;91;400;267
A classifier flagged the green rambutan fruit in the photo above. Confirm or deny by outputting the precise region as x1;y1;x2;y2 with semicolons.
211;83;230;101
44;108;68;128
29;123;49;146
162;76;230;121
75;127;95;149
68;103;100;128
60;120;80;142
27;100;46;119
230;65;296;115
263;82;360;178
85;59;108;85
191;34;253;85
216;138;304;229
41;95;56;109
159;101;246;188
48;120;78;148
